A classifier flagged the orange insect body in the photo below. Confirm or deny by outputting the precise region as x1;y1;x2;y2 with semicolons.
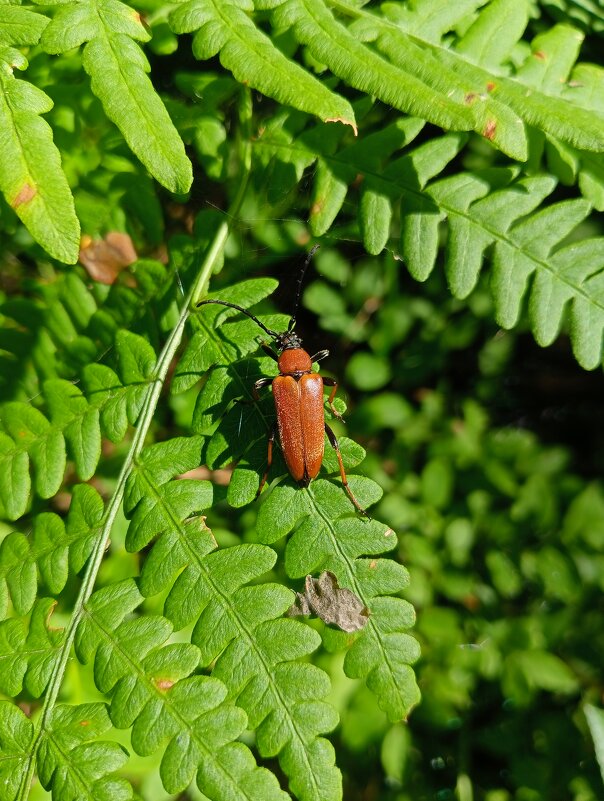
273;349;325;484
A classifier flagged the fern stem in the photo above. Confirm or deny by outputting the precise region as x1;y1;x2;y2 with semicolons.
17;90;253;799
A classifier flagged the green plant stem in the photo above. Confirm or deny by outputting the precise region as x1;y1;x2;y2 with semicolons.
17;92;252;800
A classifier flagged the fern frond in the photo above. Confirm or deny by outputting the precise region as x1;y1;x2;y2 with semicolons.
0;46;80;263
0;703;34;801
0;485;103;619
172;278;280;394
0;599;63;697
124;435;342;801
0;263;168;402
260;0;474;132
0;327;156;519
396;162;604;369
256;483;421;720
343;0;604;153
76;578;289;800
41;0;192;193
37;703;133;801
256;115;604;368
0;702;133;801
169;0;357;132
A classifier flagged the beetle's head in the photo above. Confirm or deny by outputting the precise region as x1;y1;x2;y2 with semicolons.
274;330;303;351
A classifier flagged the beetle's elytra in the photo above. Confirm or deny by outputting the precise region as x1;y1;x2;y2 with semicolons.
197;247;368;517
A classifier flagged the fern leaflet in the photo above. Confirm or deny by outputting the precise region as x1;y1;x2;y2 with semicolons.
41;0;192;193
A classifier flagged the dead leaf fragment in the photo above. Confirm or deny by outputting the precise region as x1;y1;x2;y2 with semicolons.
288;571;369;632
79;231;138;284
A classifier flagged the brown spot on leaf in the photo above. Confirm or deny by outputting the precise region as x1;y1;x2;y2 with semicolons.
79;719;90;726
486;81;496;92
464;92;478;105
484;120;497;141
310;200;324;216
155;678;175;691
534;50;546;60
369;560;377;569
79;231;137;284
12;183;36;208
45;600;61;631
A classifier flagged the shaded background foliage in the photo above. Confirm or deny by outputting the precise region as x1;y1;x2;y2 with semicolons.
1;0;604;800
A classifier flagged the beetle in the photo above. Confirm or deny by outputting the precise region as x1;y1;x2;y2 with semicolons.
196;247;368;517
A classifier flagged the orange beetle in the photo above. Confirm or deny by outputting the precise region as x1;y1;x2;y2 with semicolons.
197;249;367;516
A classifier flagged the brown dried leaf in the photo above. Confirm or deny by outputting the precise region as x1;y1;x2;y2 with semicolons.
288;571;369;632
79;231;138;284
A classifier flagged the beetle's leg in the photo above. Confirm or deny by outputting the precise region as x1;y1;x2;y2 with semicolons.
256;423;277;497
322;377;343;421
325;423;369;518
260;341;280;362
310;349;329;363
253;377;273;401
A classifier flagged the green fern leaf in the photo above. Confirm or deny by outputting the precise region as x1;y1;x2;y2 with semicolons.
454;0;531;68
0;485;103;618
169;0;357;132
124;434;342;800
0;403;65;500
256;483;421;720
309;159;348;236
83;329;157;441
0;432;29;521
173;278;279;394
41;0;192;193
83;365;132;443
37;703;133;801
515;23;583;91
0;703;33;801
76;579;288;800
44;379;101;481
395;157;604;367
360;189;391;256
0;599;64;697
380;0;487;42
262;0;474;132
433;21;604;152
0;6;49;46
0;47;80;263
339;0;604;156
115;329;157;385
0;533;37;617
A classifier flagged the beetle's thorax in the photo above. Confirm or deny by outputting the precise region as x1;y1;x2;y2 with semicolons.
278;347;312;376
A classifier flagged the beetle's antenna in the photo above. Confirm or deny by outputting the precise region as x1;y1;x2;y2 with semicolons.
288;244;320;332
196;299;279;338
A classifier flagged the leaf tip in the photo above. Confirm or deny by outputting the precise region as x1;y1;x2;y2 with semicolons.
325;117;358;137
